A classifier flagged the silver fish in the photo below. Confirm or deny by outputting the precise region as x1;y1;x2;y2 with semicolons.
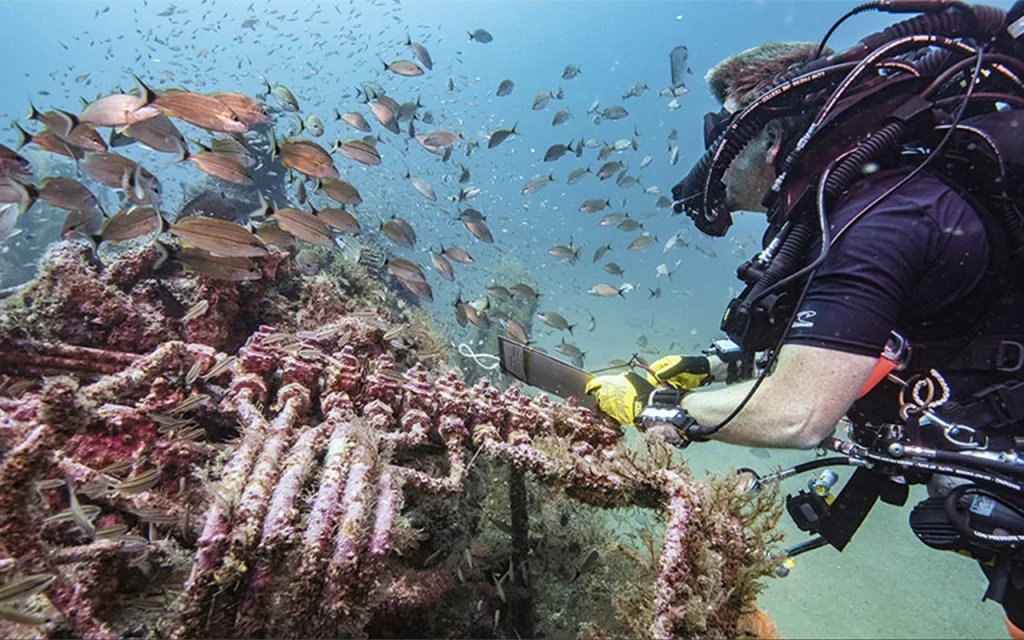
487;122;518;149
496;78;514;97
600;105;628;120
552;109;572;126
567;166;591;185
521;173;555;195
670;45;693;96
536;311;574;334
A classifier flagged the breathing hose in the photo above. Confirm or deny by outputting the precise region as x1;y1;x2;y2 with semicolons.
945;484;1024;545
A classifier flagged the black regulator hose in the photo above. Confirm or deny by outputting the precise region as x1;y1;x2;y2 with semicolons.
823;121;907;203
816;2;884;58
739;218;815;313
750;456;862;488
854;3;1004;59
945;484;1024;546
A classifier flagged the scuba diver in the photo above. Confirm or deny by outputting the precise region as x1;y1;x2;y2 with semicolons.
584;1;1024;635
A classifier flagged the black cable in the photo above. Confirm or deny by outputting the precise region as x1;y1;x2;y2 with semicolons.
848;443;1024;492
816;2;882;59
745;150;852;310
945;484;1024;545
786;535;830;558
756;456;860;486
693;261;820;438
692;151;846;438
830;45;984;245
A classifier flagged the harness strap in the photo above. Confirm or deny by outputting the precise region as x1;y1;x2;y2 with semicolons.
960;378;1024;432
911;335;1024;373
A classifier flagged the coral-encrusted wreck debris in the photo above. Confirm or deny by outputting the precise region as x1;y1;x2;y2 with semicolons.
0;241;782;639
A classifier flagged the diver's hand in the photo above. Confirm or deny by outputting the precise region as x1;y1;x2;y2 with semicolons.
585;372;655;427
645;355;712;389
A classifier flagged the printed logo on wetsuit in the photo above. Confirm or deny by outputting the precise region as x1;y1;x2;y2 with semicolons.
791;310;816;329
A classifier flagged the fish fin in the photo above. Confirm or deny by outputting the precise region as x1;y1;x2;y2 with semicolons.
173;139;189;162
26;99;41;122
511;121;519;135
250;190;274;218
187;138;209;153
16;181;36;216
132;74;157;105
152;206;169;236
13;122;31;150
65;107;87;129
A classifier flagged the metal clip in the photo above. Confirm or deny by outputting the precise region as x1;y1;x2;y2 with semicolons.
996;340;1024;373
919;410;985;450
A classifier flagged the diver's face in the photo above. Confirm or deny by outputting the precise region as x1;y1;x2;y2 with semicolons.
722;124;781;214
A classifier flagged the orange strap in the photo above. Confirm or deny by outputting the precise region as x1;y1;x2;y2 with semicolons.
857;355;898;399
1006;615;1024;640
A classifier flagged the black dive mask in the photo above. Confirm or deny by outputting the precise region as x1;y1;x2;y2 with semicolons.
703;108;733;149
671;107;736;237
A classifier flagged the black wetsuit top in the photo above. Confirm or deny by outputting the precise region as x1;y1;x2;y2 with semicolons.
784;168;990;356
777;169;1024;626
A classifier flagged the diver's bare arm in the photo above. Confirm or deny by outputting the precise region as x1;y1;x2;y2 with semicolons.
680;344;877;449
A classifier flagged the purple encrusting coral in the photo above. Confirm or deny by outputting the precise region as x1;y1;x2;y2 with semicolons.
0;240;780;639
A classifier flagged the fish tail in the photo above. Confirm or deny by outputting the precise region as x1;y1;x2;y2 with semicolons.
17;181;37;216
132;74;157;105
13;122;31;150
567;324;576;336
173;139;189;162
26;99;41;122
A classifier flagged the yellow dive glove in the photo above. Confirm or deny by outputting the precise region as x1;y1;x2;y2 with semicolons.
585;371;655;427
644;355;711;389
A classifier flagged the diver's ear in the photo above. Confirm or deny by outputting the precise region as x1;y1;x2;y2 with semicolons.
764;119;785;163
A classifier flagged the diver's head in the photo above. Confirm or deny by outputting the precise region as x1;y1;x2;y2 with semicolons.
706;41;827;115
674;42;829;233
720;119;785;213
710;42;827;213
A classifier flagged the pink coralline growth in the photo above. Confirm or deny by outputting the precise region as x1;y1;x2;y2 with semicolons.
0;240;777;639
